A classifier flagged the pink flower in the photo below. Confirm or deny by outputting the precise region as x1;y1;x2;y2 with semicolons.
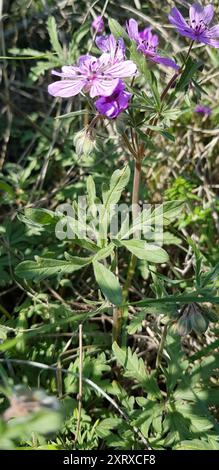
48;54;137;99
92;16;104;33
95;80;131;119
169;3;219;48
126;18;179;69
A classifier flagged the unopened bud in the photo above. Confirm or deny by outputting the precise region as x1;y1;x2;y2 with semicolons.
73;127;96;156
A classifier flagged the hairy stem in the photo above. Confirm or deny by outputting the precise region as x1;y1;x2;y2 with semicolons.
156;323;168;369
75;324;83;443
121;159;142;346
161;40;194;103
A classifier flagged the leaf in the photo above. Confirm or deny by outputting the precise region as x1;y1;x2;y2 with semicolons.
104;165;130;208
24;208;58;227
92;244;114;262
108;18;130;41
93;261;123;306
56;110;91;120
153;200;184;226
150;71;161;109
160;130;175;142
0;181;15;202
96;418;122;438
15;256;92;281
127;311;146;335
129;42;149;79
87;175;97;215
112;343;161;397
175;58;202;92
120;240;169;263
47;16;63;57
175;440;216;450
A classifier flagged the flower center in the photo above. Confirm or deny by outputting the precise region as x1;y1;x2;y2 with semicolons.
142;40;156;53
191;19;207;35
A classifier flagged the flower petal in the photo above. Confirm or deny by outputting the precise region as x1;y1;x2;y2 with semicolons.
202;5;214;25
126;18;139;41
173;27;197;41
61;66;79;75
207;24;219;38
200;34;219;48
90;78;119;98
139;27;152;41
106;60;137;78
151;55;180;69
169;7;188;30
48;79;85;98
95;98;119;119
96;34;116;52
52;68;81;78
189;3;203;25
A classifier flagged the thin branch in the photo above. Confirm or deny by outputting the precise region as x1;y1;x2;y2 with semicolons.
75;324;83;443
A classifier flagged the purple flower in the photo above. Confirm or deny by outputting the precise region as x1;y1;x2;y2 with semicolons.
169;3;219;48
194;104;212;116
92;16;104;33
95;80;131;119
48;54;137;99
126;18;179;69
96;34;125;63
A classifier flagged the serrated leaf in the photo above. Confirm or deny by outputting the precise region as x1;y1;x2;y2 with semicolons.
112;343;161;397
47;16;63;57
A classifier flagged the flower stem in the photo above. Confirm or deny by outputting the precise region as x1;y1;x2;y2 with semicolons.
160;71;180;102
161;40;194;103
155;323;168;369
121;158;142;346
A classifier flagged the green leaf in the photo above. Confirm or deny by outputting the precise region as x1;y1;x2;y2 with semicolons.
150;71;161;109
175;440;216;450
47;16;63;57
104;165;130;207
56;110;91;120
120;240;169;263
15;256;92;281
0;181;15;203
112;343;161;397
129;42;149;78
175;58;202;92
93;261;123;306
24;208;58;226
154;200;184;226
108;18;130;41
87;174;97;214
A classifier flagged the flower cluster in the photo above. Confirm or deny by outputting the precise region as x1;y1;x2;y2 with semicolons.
48;32;136;118
48;3;218;120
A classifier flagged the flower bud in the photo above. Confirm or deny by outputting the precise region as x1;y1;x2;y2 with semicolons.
73;128;96;157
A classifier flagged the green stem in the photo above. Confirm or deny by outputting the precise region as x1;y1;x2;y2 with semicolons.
156;323;169;369
117;41;194;346
121;159;142;346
